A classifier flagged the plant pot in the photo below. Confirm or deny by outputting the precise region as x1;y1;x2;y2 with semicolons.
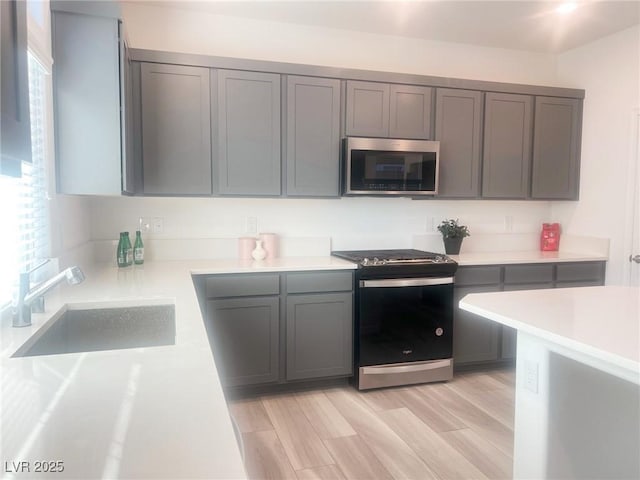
443;237;464;255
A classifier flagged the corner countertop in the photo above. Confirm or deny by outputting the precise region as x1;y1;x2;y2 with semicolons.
448;250;608;266
459;286;639;384
0;257;355;479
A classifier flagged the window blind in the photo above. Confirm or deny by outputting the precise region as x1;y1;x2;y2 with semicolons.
0;53;50;306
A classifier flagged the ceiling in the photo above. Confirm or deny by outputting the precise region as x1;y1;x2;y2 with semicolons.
151;0;640;53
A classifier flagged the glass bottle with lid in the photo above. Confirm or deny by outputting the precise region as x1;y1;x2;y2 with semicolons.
133;230;144;265
117;232;133;267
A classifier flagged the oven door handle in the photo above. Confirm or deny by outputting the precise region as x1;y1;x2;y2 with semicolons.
361;359;452;375
360;277;454;288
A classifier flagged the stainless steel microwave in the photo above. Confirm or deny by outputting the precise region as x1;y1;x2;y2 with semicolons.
343;137;440;196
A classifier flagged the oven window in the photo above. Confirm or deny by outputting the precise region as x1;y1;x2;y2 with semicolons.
358;283;453;366
350;150;436;192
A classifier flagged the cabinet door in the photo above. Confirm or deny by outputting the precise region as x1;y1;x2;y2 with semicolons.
453;285;501;365
286;293;352;380
140;63;212;195
345;81;390;137
0;0;31;176
389;85;432;139
52;12;122;194
482;92;533;198
435;89;483;197
285;76;341;197
531;97;582;200
555;261;606;287
217;70;281;195
206;297;279;387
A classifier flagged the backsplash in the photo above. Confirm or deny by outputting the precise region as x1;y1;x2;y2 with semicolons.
88;196;554;259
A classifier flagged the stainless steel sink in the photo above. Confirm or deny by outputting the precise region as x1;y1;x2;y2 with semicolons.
13;304;176;357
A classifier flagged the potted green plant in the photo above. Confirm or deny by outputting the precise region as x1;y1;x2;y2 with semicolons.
437;218;470;255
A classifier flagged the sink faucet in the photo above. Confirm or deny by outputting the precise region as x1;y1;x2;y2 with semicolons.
12;261;85;327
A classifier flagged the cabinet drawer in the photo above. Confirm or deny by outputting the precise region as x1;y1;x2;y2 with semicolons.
455;266;501;286
286;271;353;294
556;262;605;282
504;264;553;284
205;274;280;298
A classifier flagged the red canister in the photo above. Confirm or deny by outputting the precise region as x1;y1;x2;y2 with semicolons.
540;223;561;251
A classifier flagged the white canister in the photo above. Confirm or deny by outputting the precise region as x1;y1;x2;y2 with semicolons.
238;237;257;260
259;233;279;259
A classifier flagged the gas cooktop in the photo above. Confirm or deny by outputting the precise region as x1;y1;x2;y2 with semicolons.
332;249;457;279
332;249;454;266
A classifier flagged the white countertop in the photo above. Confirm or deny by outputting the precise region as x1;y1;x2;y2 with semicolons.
0;257;355;479
459;286;640;384
448;250;608;266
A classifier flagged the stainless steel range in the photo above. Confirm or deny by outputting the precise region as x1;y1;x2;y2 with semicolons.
332;249;458;390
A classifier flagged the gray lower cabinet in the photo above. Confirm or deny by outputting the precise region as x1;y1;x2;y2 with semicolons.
453;285;501;365
199;270;354;389
1;0;31;176
531;97;582;200
455;261;606;366
217;70;281;195
286;293;352;380
206;296;280;387
482;92;533;198
140;63;212;194
435;89;483;197
52;10;124;194
285;76;341;197
345;80;390;137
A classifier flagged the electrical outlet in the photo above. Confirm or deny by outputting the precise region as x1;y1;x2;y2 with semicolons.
524;359;539;394
245;216;258;235
152;217;164;234
426;216;435;232
504;215;514;232
139;217;152;233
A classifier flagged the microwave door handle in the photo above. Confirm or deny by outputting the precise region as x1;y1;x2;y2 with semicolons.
360;277;454;288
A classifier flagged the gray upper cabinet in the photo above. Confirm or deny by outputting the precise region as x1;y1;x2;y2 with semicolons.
286;292;352;380
217;70;281;196
482;92;533;199
435;89;483;197
389;84;432;139
1;0;31;176
52;10;123;195
531;97;582;200
140;63;212;195
285;76;341;197
345;81;390;137
345;80;432;139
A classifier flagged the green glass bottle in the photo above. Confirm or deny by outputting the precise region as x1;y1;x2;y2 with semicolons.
133;230;144;265
117;232;130;267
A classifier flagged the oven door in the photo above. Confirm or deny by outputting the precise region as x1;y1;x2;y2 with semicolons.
357;277;454;367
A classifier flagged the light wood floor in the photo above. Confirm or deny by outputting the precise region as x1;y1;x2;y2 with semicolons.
228;368;515;480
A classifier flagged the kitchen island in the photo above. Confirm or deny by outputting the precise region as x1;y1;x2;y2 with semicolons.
460;286;639;479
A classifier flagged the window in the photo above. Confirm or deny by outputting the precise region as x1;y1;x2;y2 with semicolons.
0;53;51;306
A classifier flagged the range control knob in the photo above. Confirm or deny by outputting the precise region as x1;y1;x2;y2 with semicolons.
435;327;444;337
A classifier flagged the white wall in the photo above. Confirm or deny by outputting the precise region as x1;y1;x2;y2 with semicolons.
74;3;561;255
552;26;640;285
122;2;559;86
